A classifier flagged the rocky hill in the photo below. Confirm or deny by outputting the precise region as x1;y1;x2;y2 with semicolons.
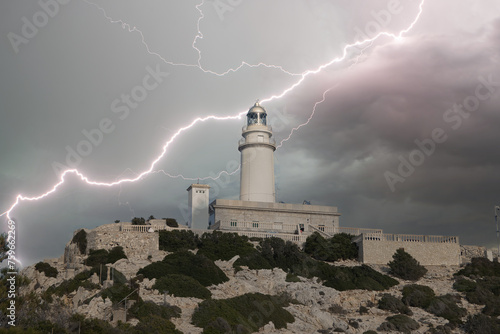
2;225;500;334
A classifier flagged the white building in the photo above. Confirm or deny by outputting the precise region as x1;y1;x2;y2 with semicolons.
187;183;210;230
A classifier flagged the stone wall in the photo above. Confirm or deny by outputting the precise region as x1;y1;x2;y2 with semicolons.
86;223;159;259
356;234;461;266
460;245;488;263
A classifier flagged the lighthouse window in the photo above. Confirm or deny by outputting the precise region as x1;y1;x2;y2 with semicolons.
260;113;267;125
247;113;258;125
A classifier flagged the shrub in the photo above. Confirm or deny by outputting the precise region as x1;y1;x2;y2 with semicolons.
323;265;399;291
377;314;420;333
71;229;87;254
128;299;181;321
34;262;58;278
388;248;427;281
107;246;127;264
453;277;477;292
285;273;301;283
131;217;146;225
329;304;347;315
426;294;466;325
378;293;412;315
192;293;294;333
456;257;500;277
402;284;435;308
86;249;109;267
464;277;500;316
138;251;229;287
134;314;182;334
100;282;137;304
198;231;257;261
153;274;211;299
165;218;179;228
362;331;377;334
159;230;197;252
304;232;358;262
464;314;500;334
50;271;99;297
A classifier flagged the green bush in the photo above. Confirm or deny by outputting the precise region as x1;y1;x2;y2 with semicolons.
378;293;412;315
107;246;127;264
34;262;58;278
402;284;435;308
388;248;427;281
426;294;466;325
192;293;294;333
153;274;211;299
131;217;146;225
323;265;399;291
198;231;257;261
165;218;179;228
134;314;182;334
285;273;301;283
100;282;137;304
377;314;420;333
453;277;477;292
86;249;109;267
464;314;500;334
457;257;500;277
304;232;358;262
138;251;229;287
49;271;99;297
464;277;500;316
71;229;87;254
128;299;181;321
159;230;198;252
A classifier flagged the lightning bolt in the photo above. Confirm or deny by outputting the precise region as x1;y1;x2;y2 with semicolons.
82;0;301;77
1;1;426;245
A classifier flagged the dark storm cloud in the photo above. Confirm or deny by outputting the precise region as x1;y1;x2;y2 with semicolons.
1;0;500;264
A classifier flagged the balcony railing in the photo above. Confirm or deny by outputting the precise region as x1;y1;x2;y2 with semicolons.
362;233;459;244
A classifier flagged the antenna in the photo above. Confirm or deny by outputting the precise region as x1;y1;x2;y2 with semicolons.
495;206;500;260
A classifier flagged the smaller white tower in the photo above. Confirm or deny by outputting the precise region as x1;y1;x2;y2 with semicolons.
239;101;276;203
187;184;210;230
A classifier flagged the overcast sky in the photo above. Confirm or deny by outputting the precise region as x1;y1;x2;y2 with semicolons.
1;0;500;266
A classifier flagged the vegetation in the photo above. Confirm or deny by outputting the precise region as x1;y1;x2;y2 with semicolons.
165;218;179;228
402;284;465;325
388;248;427;281
464;313;500;334
192;293;294;333
402;284;435;308
137;251;229;287
378;293;412;315
128;299;181;321
159;230;198;252
34;262;58;278
100;282;137;304
377;314;420;333
454;258;500;316
71;229;87;254
153;274;211;299
304;232;358;262
131;217;146;225
47;271;99;298
198;231;258;261
86;246;127;266
285;273;301;283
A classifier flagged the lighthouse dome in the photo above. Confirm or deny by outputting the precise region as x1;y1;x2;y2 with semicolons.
246;100;267;126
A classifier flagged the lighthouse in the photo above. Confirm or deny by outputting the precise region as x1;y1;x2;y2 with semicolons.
238;101;276;203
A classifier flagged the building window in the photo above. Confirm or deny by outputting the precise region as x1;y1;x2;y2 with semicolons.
252;223;259;228
230;221;237;227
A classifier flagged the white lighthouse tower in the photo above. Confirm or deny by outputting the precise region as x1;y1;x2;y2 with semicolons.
239;101;276;203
